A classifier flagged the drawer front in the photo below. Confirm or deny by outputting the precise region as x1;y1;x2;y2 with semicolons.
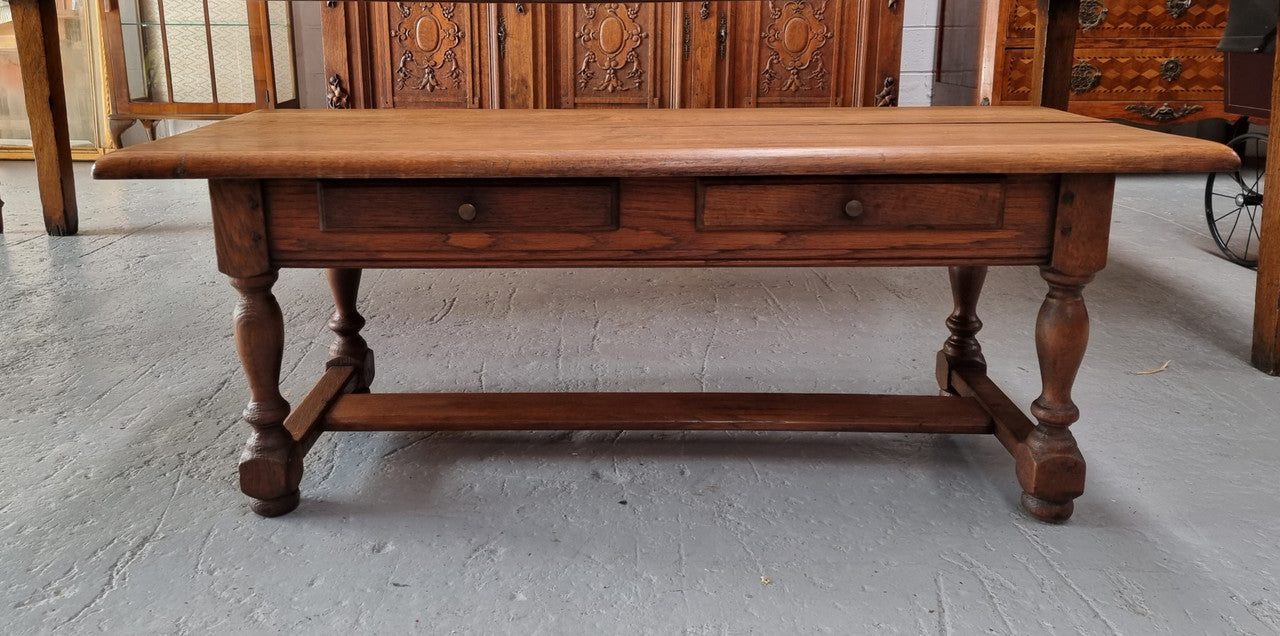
319;179;619;232
697;178;1005;231
265;177;1057;268
1006;0;1228;42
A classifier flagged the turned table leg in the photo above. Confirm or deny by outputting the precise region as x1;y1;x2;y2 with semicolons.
231;271;301;517
1015;173;1114;522
326;268;375;392
937;266;988;392
1016;268;1090;522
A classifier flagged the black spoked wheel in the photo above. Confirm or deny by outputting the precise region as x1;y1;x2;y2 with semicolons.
1205;132;1267;267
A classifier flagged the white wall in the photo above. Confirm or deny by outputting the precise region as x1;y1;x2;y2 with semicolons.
899;0;940;106
292;1;328;109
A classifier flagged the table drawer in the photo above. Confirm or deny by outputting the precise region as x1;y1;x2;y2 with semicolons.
697;178;1006;231
264;176;1057;267
319;179;619;232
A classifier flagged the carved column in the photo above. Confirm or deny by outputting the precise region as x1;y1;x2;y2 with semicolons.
231;271;301;517
326;268;375;392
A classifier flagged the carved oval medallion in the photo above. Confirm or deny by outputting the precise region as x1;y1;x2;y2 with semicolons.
415;14;443;53
782;16;811;54
599;15;627;55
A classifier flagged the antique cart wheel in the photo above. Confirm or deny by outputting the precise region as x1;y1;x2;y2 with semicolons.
1205;132;1267;267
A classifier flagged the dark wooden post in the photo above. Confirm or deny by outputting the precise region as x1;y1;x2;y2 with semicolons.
1251;6;1280;374
9;0;78;236
1032;0;1082;111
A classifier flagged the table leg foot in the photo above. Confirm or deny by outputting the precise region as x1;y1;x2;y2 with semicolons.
249;490;301;517
1021;492;1073;523
1013;424;1085;522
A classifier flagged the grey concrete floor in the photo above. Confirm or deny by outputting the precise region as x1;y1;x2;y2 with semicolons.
1;161;1278;634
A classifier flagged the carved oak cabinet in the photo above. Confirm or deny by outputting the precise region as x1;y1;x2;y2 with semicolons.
933;0;1230;125
321;1;903;109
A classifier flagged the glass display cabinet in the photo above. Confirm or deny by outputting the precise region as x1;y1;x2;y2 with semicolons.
98;0;297;146
0;0;102;156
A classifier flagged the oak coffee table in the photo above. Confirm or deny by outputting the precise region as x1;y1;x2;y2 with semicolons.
94;106;1237;522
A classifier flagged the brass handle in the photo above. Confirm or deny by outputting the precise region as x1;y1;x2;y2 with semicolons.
458;203;477;221
1078;0;1108;30
844;200;864;219
1070;61;1102;94
1123;102;1204;123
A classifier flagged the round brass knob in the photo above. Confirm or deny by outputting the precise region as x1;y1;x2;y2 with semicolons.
844;199;864;219
458;203;477;221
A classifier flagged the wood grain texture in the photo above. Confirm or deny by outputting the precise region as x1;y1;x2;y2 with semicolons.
323;392;995;434
319;179;619;232
91;107;1239;181
282;365;356;454
697;178;1005;230
11;0;78;236
1050;174;1115;276
209;180;271;278
948;366;1037;456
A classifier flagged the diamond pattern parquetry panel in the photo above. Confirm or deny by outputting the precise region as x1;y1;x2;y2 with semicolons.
1002;49;1222;100
1006;0;1228;41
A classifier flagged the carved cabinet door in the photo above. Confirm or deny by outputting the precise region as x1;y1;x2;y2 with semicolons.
370;1;490;108
320;1;903;110
551;3;675;108
722;0;902;107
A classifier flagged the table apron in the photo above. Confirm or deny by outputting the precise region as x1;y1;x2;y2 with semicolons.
248;175;1062;269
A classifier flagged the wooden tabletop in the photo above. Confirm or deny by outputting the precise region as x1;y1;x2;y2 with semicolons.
92;107;1238;180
